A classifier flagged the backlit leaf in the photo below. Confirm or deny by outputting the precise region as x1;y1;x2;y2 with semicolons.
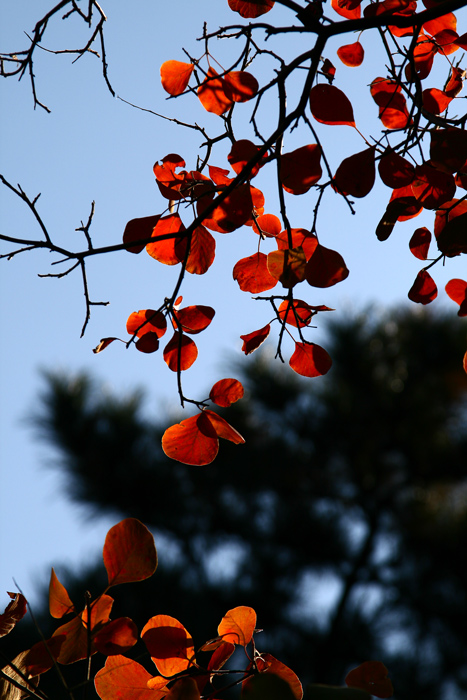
436;212;467;256
228;0;275;18
186;225;216;275
267;247;307;288
198;183;254;233
53;594;114;664
223;71;259;102
409;227;431;260
49;569;75;619
146;214;187;265
370;78;410;129
198;68;233;115
103;519;157;588
173;305;215;334
217;606;256;646
333;147;375;198
408;269;438;304
123;215;161;254
204;410;245;445
127;310;167;339
331;0;361;21
254;213;282;238
411;162;456;209
345;661;393;698
289;342;332;377
141;615;195;676
422;88;452;114
228;140;265;178
209;378;244;407
309;84;356;127
240;324;271;354
22;637;64;676
95;655;164;700
444;66;465;98
305;244;349;288
160;61;194;96
445;278;467;316
163;332;198;371
233;252;277;293
93;338;118;354
255;653;303;700
378;150;415;188
93;618;138;656
162;412;219;465
0;593;27;637
337;42;364;67
280;144;322;194
165;677;200;700
135;334;160;354
430;128;467;173
276;228;318;260
278;299;315;328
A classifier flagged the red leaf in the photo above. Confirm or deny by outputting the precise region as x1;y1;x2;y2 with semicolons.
198;67;233;115
173;305;215;334
95;655;165;700
309;84;356;127
228;140;265;178
186;225;216;275
422;88;452;115
378;150;415;188
321;58;336;84
223;71;259;102
203;410;245;445
411;162;456;209
430;128;467;174
162;412;219;465
23;637;64;676
0;593;27;637
228;0;275;18
93;618;138;656
123;215;160;254
209;378;244;407
423;12;457;36
331;0;361;20
333;147;376;198
253;213;282;238
337;42;364;67
345;661;393;698
436;212;467;256
408;269;438;305
370;78;410;129
92;338;118;354
142;615;195;676
198;183;255;233
164;678;201;700
255;653;303;700
217;606;256;646
289;342;332;378
135;333;160;354
103;519;157;588
146;214;188;266
405;31;436;81
126;310;167;339
267;247;307;288
163;332;198;371
49;569;75;619
240;324;271;355
153;154;186;200
53;594;114;664
389;185;422;221
233;252;277;293
278;300;315;328
409;227;431;260
160;61;194;96
445;279;467;316
276;229;318;261
444;66;465;98
280;144;322;194
464;350;467;374
305;244;349;288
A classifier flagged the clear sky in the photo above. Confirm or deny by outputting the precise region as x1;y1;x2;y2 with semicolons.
1;1;466;607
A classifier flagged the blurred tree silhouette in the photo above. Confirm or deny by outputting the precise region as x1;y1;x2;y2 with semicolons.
4;307;467;700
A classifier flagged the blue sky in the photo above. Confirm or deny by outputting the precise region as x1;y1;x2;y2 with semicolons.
1;1;466;607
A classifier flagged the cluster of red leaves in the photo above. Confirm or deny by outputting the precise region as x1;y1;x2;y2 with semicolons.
1;519;394;700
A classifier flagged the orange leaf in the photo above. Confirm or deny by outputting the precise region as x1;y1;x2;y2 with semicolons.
0;593;27;637
464;350;467;374
141;615;195;676
127;310;167;339
337;41;364;67
280;144;322;194
240;324;271;355
198;67;233;115
165;678;200;700
445;279;467;316
228;0;275;18
444;66;465;97
53;595;113;664
123;215;160;254
408;269;438;305
146;214;188;265
255;653;303;700
276;228;318;261
103;519;158;588
333;147;376;198
198;183;254;233
422;87;452;114
95;655;165;700
49;569;75;619
186;225;216;275
93;617;138;656
173;305;215;334
267;247;307;288
370;78;410;129
254;213;281;237
331;0;361;20
409;227;431;260
209;378;244;407
203;410;245;445
233;252;277;293
162;412;219;465
217;606;256;646
305;244;349;288
309;84;355;127
345;661;393;698
223;71;259;103
278;299;314;328
289;342;332;378
160;60;194;96
163;332;198;371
